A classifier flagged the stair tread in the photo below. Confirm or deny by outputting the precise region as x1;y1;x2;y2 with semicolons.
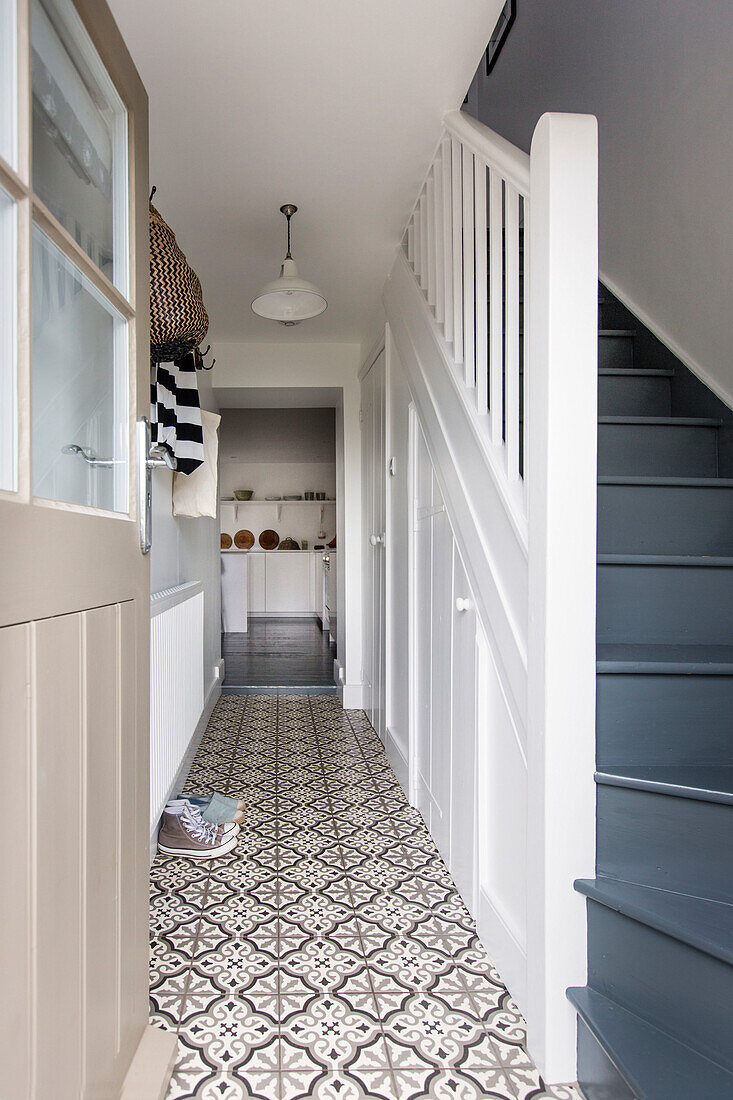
595;765;733;806
567;986;733;1098
597;643;733;674
575;878;733;965
599;475;733;487
598;416;722;426
598;367;674;377
598;554;733;567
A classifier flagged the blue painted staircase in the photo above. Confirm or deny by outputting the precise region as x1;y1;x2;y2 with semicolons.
568;287;733;1099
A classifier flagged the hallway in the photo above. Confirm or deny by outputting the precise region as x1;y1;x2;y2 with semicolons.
150;694;578;1100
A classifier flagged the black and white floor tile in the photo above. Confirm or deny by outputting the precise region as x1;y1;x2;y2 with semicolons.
150;694;580;1100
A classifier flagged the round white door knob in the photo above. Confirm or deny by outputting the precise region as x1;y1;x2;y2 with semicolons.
370;534;383;546
455;597;472;612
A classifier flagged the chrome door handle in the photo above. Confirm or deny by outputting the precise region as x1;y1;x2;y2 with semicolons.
62;443;118;468
136;417;177;555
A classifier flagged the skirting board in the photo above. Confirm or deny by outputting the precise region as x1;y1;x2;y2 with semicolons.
340;682;364;709
384;725;409;794
149;678;222;862
247;612;320;619
120;1024;178;1100
476;884;527;1011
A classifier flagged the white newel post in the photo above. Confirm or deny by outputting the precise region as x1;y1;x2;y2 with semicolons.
526;113;599;1082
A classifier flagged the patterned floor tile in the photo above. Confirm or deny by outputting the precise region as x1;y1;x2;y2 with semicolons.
177;993;280;1074
152;695;579;1100
391;1067;517;1099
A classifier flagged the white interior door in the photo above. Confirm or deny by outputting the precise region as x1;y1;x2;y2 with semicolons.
361;363;375;719
372;350;386;741
0;1;157;1095
361;349;386;737
410;413;452;860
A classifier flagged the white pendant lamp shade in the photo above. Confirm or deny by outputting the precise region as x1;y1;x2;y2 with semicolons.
251;205;327;325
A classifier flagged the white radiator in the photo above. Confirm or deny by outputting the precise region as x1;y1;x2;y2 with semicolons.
150;582;204;832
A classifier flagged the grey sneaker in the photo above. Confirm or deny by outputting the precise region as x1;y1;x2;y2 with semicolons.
158;803;237;858
166;798;240;836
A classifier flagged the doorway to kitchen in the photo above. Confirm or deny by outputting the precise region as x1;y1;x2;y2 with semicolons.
219;405;339;691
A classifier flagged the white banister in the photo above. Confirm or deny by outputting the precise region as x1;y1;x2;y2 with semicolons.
474;159;488;415
488;167;504;446
440;135;453;341
462;143;475;389
396;107;598;1083
450;134;463;365
446;107;530;195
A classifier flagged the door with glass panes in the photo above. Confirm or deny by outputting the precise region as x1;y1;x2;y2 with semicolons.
0;0;157;1096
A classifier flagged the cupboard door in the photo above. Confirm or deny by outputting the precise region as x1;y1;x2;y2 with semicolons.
428;495;453;864
247;554;266;613
450;551;477;909
266;554;311;613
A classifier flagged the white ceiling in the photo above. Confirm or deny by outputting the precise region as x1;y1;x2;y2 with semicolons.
108;0;500;346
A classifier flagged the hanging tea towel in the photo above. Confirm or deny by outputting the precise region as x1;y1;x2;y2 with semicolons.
150;349;205;474
172;409;221;517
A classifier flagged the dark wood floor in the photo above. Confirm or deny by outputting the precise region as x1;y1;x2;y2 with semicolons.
222;617;336;688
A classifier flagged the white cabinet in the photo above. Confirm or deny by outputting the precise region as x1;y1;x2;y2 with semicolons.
247;554;266;613
264;553;312;614
221;553;248;631
225;552;318;618
309;553;319;614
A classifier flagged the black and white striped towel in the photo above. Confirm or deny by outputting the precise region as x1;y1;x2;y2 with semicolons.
150;351;205;474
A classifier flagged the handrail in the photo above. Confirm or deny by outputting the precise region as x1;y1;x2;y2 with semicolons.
443;109;530;195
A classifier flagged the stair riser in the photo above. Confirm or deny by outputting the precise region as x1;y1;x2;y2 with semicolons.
598;484;733;556
597;784;733;901
598;424;718;477
597;673;733;767
598;375;671;417
599;336;634;370
587;900;733;1070
597;564;733;645
577;1018;635;1100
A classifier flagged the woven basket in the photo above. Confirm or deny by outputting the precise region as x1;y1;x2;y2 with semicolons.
150;202;209;363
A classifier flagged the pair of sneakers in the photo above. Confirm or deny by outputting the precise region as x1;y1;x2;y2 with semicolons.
158;798;240;858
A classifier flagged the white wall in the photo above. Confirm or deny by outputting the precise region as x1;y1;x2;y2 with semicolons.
211;342;363;707
464;0;733;406
150;374;222;702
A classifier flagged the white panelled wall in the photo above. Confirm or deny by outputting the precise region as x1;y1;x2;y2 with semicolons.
365;108;599;1085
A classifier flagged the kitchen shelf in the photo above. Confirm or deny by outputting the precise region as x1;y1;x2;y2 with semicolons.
220;498;336;521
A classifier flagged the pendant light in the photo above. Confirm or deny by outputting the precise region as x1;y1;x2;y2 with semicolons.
251;204;327;325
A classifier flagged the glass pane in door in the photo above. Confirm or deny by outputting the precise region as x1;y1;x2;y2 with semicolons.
32;225;128;512
0;0;16;166
31;0;128;293
0;185;16;490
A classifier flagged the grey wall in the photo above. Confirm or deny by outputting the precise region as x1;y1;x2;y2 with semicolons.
151;376;221;700
465;0;733;406
219;407;336;462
